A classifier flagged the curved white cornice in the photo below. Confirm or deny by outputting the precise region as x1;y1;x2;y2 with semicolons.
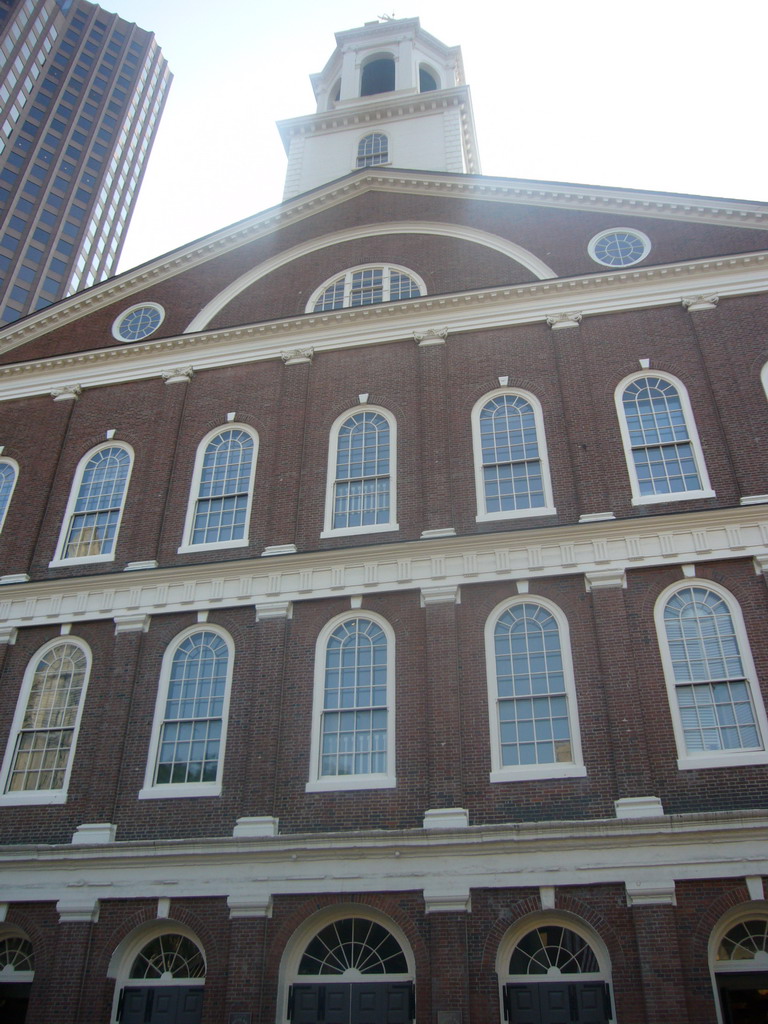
1;169;765;358
0;252;765;403
185;221;557;332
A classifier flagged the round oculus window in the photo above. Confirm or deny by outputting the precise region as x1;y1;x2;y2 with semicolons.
113;303;165;342
588;228;651;268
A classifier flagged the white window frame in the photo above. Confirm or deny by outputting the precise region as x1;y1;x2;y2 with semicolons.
0;637;92;805
177;423;258;554
305;264;427;314
485;596;585;783
654;580;768;770
615;371;714;506
321;405;398;539
139;625;235;800
111;301;165;342
0;456;19;533
472;388;556;523
50;442;134;566
356;131;389;168
306;611;396;793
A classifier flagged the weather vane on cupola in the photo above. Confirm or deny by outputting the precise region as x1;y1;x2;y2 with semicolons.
377;12;396;20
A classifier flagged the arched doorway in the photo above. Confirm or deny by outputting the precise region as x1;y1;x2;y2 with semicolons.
0;932;34;1024
284;912;414;1023
713;916;768;1023
497;916;614;1023
109;926;206;1024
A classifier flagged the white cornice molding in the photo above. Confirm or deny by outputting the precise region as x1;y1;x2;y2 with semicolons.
1;810;767;906
1;253;766;403
0;169;765;356
0;506;765;632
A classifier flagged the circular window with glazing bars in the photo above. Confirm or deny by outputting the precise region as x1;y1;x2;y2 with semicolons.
588;228;651;268
112;302;165;342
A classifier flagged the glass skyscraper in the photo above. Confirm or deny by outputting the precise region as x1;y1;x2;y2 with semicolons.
0;0;171;324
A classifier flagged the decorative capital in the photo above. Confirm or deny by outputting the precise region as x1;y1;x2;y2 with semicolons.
584;568;626;591
51;383;82;402
682;294;719;312
423;887;472;915
625;881;676;907
0;626;18;645
281;347;314;365
57;896;101;923
546;312;582;330
414;327;448;346
254;599;293;621
420;585;460;607
114;613;151;635
227;894;273;919
162;365;194;384
753;554;768;581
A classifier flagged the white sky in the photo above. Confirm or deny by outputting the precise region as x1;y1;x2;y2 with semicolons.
105;0;768;274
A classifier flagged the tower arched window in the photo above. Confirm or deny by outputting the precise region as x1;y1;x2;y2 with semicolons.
616;372;714;504
356;131;389;167
419;65;438;91
655;582;768;769
307;614;396;791
307;264;425;312
485;599;585;782
472;389;556;522
52;443;133;563
179;425;258;552
142;627;234;798
360;56;395;96
322;406;397;537
0;457;19;534
0;638;91;804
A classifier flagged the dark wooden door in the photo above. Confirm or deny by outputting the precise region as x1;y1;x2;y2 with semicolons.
0;982;32;1024
119;986;204;1024
290;981;413;1023
506;982;611;1023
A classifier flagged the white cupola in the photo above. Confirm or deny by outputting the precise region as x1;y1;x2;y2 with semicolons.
277;17;480;199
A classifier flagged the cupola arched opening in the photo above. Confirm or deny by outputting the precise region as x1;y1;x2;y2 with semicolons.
360;55;395;96
419;65;438;91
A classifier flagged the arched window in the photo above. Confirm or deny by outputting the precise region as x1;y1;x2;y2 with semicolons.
655;583;768;769
485;599;584;782
322;407;397;537
52;443;133;563
284;911;414;1024
0;930;34;1020
0;457;18;533
307;615;395;791
141;627;234;799
497;917;613;1024
108;925;206;1024
472;389;556;522
307;265;424;312
615;373;713;505
0;638;91;804
419;66;438;92
360;56;395;96
710;911;768;1024
356;131;389;168
179;425;258;552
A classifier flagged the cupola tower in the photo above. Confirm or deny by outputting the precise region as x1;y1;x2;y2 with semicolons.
277;17;480;198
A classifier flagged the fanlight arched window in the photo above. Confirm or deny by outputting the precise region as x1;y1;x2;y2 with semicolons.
713;917;768;1024
289;916;413;1024
130;934;206;979
616;373;713;504
299;919;408;975
487;601;583;781
0;934;34;973
360;56;395;96
143;628;233;797
657;584;768;768
0;639;91;803
308;265;424;312
180;426;258;551
356;132;388;167
308;615;395;791
499;921;613;1024
473;390;555;521
324;408;396;535
717;919;768;964
0;458;18;534
54;444;132;562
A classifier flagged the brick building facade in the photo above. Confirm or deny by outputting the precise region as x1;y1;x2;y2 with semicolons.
0;17;767;1024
